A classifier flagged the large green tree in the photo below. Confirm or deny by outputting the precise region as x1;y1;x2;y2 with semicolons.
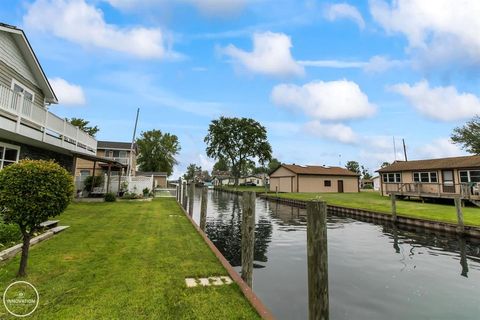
67;117;99;137
345;160;361;175
205;117;272;184
451;116;480;154
136;130;180;176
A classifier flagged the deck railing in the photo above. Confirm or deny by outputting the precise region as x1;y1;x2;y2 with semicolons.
104;157;129;165
384;182;480;199
0;84;97;155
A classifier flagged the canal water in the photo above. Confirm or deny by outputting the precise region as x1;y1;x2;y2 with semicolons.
191;189;480;320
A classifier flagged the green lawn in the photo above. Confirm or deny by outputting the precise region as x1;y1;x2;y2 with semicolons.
0;199;260;319
271;192;480;227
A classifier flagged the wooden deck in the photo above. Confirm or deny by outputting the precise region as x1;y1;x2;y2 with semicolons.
384;182;480;203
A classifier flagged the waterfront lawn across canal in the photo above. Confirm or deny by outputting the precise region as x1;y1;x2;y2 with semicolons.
272;191;480;227
0;198;260;319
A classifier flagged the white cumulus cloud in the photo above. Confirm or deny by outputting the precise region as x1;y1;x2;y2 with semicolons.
417;138;465;159
304;121;357;144
370;0;480;67
221;32;304;77
24;0;174;59
271;80;376;120
49;77;86;105
390;80;480;121
106;0;246;16
325;3;365;29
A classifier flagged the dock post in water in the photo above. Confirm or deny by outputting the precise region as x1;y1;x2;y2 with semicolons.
390;194;397;222
182;182;188;209
188;183;195;216
200;187;208;231
307;200;329;320
454;197;465;233
241;191;256;287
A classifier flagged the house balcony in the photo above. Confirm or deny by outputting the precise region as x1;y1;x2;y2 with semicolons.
0;84;97;156
103;157;129;166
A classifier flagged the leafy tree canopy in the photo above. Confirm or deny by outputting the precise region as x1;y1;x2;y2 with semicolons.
136;130;180;176
67;117;99;137
205;117;272;183
212;157;230;172
268;158;281;173
184;163;201;181
451;116;480;154
0;160;73;276
345;160;361;175
380;161;391;168
361;165;373;180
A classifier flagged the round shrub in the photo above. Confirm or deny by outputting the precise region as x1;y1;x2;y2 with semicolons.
104;192;117;202
0;159;73;276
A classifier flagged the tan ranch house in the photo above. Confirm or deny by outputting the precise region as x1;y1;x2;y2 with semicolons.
269;164;359;193
377;155;480;204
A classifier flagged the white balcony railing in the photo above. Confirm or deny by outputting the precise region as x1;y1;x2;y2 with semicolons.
104;157;129;165
0;84;97;155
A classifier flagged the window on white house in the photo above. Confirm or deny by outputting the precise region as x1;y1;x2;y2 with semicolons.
0;143;20;169
12;80;34;102
383;173;401;183
413;172;438;183
324;180;332;187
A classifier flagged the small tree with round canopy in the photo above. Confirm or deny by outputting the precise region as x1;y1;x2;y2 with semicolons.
0;160;73;276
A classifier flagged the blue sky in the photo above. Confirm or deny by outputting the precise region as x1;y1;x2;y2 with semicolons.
3;0;480;177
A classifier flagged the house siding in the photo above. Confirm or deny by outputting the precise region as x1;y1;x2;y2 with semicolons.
0;60;45;107
0;137;73;172
270;166;358;193
0;32;39;87
298;175;358;193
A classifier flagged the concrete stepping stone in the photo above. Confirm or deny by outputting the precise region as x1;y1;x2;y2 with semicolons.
184;276;233;288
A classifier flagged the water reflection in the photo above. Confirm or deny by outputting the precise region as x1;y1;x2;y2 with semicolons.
191;190;480;320
203;192;273;268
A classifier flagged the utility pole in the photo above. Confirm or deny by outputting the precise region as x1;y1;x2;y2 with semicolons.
127;108;140;177
402;139;408;161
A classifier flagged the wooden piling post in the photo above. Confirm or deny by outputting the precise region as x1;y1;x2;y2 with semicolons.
306;200;329;320
182;182;188;209
200;187;208;231
390;194;397;222
188;183;195;216
454;197;465;233
241;191;256;287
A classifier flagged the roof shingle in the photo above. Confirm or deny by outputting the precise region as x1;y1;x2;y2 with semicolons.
377;155;480;172
279;164;359;176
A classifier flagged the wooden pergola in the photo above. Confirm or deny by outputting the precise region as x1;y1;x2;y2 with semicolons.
71;151;125;194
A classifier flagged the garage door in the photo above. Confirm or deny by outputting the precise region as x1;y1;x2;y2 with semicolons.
279;177;292;193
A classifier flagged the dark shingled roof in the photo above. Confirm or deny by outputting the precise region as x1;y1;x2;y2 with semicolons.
97;141;135;150
377;155;480;173
279;164;359;176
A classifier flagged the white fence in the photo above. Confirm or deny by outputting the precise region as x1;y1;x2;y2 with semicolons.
75;175;154;196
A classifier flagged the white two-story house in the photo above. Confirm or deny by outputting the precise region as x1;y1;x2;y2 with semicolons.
0;23;106;173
